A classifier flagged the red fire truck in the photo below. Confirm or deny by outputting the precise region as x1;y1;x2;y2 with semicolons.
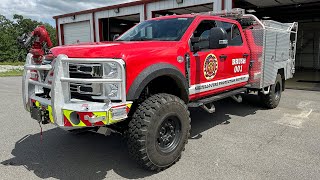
21;9;298;171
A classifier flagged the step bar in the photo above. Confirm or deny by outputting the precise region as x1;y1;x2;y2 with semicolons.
188;88;247;108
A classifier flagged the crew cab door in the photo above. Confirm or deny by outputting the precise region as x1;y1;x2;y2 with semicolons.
188;18;250;100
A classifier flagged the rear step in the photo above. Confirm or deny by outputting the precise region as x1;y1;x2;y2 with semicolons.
188;88;247;108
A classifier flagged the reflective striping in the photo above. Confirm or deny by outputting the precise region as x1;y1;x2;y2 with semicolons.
189;74;249;95
48;105;54;123
62;103;133;127
127;103;132;109
63;110;87;127
30;98;132;127
62;111;108;127
64;116;73;127
35;101;41;108
108;111;117;125
92;112;108;125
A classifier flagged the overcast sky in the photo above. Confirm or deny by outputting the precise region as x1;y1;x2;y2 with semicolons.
0;0;138;26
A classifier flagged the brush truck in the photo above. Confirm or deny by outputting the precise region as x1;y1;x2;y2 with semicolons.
21;9;298;171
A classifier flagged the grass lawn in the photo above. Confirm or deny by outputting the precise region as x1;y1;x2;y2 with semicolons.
0;69;24;77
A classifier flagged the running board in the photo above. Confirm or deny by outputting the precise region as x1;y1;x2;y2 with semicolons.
188;88;247;108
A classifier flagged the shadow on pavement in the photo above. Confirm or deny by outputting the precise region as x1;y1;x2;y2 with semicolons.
1;94;263;179
1;130;154;179
190;94;263;138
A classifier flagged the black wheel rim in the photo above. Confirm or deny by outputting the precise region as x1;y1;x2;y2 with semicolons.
156;115;182;154
275;82;281;101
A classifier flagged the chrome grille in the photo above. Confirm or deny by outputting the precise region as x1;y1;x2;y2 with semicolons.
69;63;102;78
69;63;103;97
70;83;102;96
65;59;125;101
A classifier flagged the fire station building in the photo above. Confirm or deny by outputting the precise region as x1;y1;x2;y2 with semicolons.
53;0;320;73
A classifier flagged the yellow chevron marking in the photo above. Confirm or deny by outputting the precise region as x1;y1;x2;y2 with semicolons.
59;102;133;126
63;110;86;127
126;104;132;108
108;111;117;125
92;112;108;124
48;105;54;123
35;101;41;108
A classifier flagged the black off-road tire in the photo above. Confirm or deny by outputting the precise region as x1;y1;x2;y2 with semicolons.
127;93;191;171
260;74;282;109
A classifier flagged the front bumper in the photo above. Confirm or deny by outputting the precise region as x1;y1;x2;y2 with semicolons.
23;54;132;129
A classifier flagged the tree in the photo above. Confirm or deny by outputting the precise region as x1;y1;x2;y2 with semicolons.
0;15;17;62
0;14;57;62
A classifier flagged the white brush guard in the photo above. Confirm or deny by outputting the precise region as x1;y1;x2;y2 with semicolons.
22;53;132;129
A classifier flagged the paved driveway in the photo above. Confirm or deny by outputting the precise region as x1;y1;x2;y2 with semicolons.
1;76;320;180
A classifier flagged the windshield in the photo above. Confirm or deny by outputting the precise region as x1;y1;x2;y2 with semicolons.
117;17;194;41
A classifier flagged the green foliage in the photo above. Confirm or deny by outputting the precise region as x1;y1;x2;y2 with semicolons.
0;14;57;62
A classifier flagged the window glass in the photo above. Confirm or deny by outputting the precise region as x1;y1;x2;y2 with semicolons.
192;20;216;48
117;18;194;41
193;20;216;39
216;21;243;46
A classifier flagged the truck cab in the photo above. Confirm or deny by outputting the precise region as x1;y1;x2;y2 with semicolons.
186;15;250;100
22;9;298;171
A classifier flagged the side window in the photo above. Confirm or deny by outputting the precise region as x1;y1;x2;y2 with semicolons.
192;20;216;49
216;21;243;46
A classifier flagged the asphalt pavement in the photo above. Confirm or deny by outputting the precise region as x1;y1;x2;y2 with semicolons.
1;76;320;180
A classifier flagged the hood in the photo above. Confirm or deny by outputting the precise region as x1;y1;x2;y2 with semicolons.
50;41;179;60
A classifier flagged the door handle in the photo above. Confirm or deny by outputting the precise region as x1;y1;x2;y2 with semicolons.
219;55;227;59
243;53;249;58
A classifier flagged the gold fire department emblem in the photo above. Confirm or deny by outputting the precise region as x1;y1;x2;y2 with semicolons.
203;54;218;80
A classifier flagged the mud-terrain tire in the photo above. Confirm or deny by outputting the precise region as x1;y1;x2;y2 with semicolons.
260;74;282;109
127;93;190;171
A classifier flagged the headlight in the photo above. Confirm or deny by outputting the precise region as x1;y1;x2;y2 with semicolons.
105;83;121;100
103;62;121;79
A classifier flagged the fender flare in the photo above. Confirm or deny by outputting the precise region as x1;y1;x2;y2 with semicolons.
127;63;189;102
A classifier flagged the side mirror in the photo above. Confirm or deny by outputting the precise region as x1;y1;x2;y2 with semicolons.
190;36;209;52
209;27;228;49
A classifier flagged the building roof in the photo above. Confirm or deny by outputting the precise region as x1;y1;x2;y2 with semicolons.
53;0;160;19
